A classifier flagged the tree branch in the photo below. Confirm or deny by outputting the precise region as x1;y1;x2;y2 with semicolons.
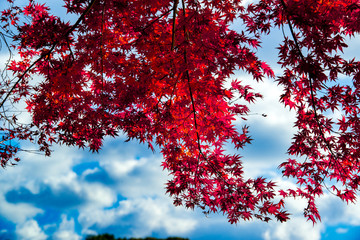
0;0;99;109
279;0;346;195
171;0;179;51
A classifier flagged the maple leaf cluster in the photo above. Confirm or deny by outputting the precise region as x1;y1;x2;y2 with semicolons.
0;0;360;224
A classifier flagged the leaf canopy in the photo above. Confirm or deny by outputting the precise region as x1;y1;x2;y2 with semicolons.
1;0;360;224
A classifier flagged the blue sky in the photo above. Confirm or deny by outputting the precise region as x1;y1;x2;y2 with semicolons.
1;0;360;239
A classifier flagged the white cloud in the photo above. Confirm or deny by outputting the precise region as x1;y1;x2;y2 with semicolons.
97;142;169;199
0;195;43;223
82;168;100;178
44;171;79;191
82;183;117;207
0;144;82;225
52;215;81;240
263;217;324;240
0;143;82;194
116;197;197;237
15;220;47;240
241;159;281;179
342;203;360;226
101;155;147;177
136;197;197;235
76;142;197;236
335;228;348;234
317;192;360;227
78;206;125;234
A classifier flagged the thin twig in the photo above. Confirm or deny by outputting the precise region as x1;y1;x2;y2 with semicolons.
171;0;179;51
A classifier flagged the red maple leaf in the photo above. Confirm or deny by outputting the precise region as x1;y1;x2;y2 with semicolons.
1;0;360;224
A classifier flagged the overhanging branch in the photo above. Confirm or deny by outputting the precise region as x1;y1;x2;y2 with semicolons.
0;0;99;109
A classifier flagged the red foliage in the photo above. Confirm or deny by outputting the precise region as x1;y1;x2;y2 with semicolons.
1;0;360;224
